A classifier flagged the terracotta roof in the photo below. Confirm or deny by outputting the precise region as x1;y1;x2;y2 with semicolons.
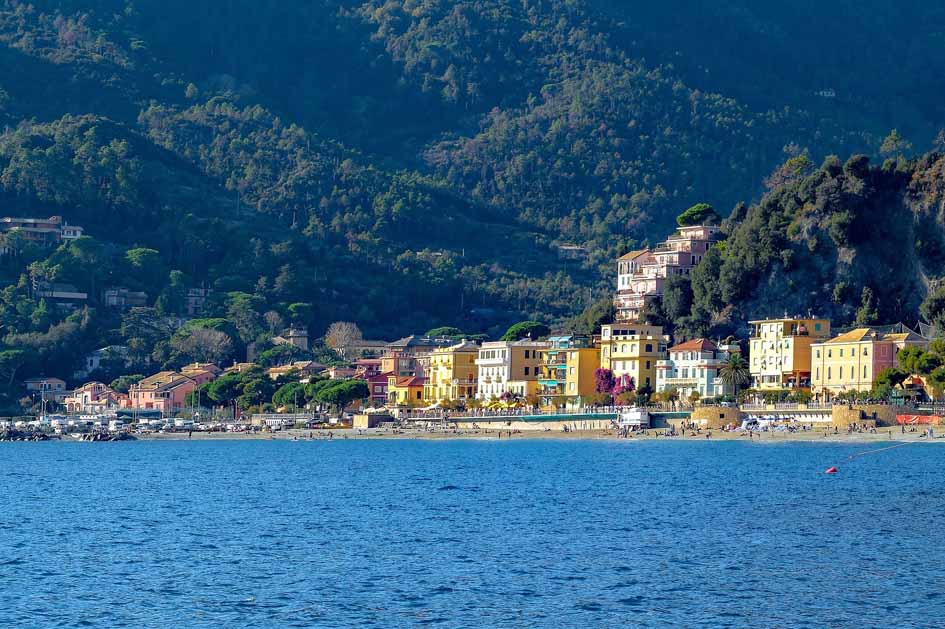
670;338;718;352
618;249;650;261
394;376;425;387
823;328;876;344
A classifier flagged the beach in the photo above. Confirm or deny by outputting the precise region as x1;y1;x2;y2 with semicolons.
133;425;945;443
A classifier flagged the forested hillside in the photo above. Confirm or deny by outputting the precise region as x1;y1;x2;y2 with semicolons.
0;0;943;405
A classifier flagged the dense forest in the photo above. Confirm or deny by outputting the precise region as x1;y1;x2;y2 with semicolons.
0;1;943;409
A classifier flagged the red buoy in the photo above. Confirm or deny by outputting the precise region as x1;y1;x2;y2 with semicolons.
825;466;838;474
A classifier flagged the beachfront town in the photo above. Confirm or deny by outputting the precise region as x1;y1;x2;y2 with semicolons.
3;218;943;439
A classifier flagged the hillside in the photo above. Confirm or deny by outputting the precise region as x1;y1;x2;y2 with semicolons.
0;1;943;404
659;151;945;339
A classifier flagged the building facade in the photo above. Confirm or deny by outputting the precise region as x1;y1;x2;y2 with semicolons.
599;324;667;390
614;225;721;321
749;318;831;390
128;372;197;415
656;339;737;400
537;336;600;407
810;328;928;397
423;341;480;403
475;340;550;401
387;375;426;406
0;215;84;253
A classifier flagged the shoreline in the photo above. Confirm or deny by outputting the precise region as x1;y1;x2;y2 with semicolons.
125;427;945;444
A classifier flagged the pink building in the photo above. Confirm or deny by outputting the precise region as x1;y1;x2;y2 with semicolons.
64;382;121;414
615;225;721;321
129;371;198;416
365;371;392;406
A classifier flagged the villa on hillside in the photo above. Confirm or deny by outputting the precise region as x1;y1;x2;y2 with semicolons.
614;225;721;321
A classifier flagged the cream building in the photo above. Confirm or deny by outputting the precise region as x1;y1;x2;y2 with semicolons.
656;339;738;399
476;340;550;401
811;328;927;397
423;340;480;403
599;323;667;390
749;317;830;390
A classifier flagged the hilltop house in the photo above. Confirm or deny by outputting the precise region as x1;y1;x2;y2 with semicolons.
614;225;721;321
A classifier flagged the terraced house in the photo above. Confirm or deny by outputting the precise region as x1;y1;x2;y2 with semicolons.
656;339;738;400
423;340;480;403
749;317;831;390
476;340;549;401
810;327;928;398
599;324;667;390
537;336;600;408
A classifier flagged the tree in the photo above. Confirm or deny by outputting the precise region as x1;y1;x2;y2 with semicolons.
500;321;549;341
110;374;144;394
324;321;363;359
257;343;308;367
880;129;912;158
855;287;879;326
875;367;909;390
273;381;306;408
156;270;187;316
170;327;235;365
676;203;721;227
920;283;945;328
594;368;616;394
0;350;28;386
315;379;369;411
426;326;463;337
897;346;928;375
718;354;751;397
662;276;693;323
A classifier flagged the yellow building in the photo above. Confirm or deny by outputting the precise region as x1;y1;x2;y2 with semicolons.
476;340;549;401
748;317;830;390
423;341;480;403
599;324;666;390
538;336;601;407
811;328;928;397
387;375;426;406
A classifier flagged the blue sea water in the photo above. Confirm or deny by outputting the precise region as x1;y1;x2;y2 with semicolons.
1;439;944;628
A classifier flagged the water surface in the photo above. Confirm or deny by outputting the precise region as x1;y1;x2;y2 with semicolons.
1;439;943;627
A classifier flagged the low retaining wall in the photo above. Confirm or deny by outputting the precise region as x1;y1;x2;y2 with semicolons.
689;407;742;429
831;404;908;428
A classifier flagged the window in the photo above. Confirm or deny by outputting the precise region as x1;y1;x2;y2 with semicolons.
815;323;822;331
645;344;653;352
828;349;832;358
815;349;821;358
815;368;820;380
863;365;867;377
839;349;844;358
646;361;651;369
863;347;868;357
524;367;530;376
828;367;832;379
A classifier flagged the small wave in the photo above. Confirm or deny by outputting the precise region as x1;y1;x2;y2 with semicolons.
437;485;460;491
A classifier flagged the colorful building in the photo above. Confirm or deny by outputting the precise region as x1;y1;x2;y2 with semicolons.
0;215;83;253
387;375;426;406
64;382;122;414
749;317;831;390
537;336;600;407
811;327;928;397
599;324;667;390
128;371;197;415
475;340;550;401
614;225;721;321
656;339;738;400
381;335;454;378
423;340;480;403
365;371;393;406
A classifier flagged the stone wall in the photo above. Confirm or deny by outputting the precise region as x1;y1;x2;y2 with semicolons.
690;406;742;429
831;404;907;428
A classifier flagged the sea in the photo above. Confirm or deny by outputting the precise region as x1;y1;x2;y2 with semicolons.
1;439;944;628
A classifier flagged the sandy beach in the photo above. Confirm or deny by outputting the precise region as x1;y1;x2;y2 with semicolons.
134;426;945;444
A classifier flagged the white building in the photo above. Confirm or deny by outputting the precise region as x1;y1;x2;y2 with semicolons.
475;340;549;401
655;339;737;400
